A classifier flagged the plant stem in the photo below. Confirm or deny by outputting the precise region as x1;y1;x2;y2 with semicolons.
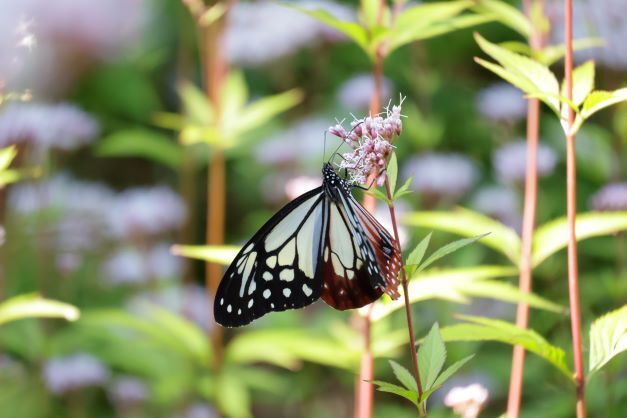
384;179;426;418
507;2;543;417
564;0;586;416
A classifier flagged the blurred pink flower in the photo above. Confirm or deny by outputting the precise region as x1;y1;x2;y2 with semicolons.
42;353;110;395
225;1;354;67
102;243;183;285
402;153;478;200
0;102;99;151
590;182;627;211
492;140;557;183
107;186;186;239
444;383;489;418
0;225;4;247
182;402;218;418
108;376;149;408
471;185;521;231
547;0;627;70
476;82;527;122
0;0;147;97
337;73;393;110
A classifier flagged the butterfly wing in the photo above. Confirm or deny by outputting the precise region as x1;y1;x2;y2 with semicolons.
214;187;326;327
320;191;401;310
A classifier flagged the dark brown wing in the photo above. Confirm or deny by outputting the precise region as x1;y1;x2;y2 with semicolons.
320;192;401;310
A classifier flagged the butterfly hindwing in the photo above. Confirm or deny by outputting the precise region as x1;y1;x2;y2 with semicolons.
214;187;326;327
320;190;401;310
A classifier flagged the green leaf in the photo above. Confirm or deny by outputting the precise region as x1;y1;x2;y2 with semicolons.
538;38;604;66
0;146;17;171
370;266;519;320
389;360;417;391
371;380;419;407
366;187;390;203
289;5;371;58
386;6;494;51
97;128;183;169
389;1;474;50
472;0;531;37
532;211;627;267
360;0;383;28
406;232;432;272
420;354;474;402
561;60;594;107
234;89;303;138
403;208;521;265
0;294;80;325
417;323;447;390
417;233;488;273
0;169;25;187
179;82;214;125
589;305;627;377
171;244;240;265
393;176;413;200
474;33;560;114
581;88;627;120
387;152;398;195
226;329;358;370
456;280;563;313
440;315;573;379
215;371;252;418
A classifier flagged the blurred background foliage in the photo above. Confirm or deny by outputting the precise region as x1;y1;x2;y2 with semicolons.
0;1;625;418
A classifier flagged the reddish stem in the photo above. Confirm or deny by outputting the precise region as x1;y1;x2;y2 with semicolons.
384;180;426;418
506;2;543;417
564;0;586;416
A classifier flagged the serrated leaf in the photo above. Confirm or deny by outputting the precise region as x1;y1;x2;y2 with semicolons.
440;315;573;379
406;232;432;272
403;208;521;265
171;244;239;265
582;88;627;120
471;0;531;37
420;354;474;402
0;146;17;171
417;233;489;273
589;305;627;376
417;323;446;390
389;360;417;391
474;33;560;114
561;60;594;107
371;380;419;407
289;5;371;58
387;152;398;195
97;128;183;169
0;294;80;325
532;211;627;267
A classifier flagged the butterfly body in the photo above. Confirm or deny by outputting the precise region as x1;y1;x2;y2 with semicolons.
215;163;401;327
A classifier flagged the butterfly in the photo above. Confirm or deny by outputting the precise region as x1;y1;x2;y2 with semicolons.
214;162;402;327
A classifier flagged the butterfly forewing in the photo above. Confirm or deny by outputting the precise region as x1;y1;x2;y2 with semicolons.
214;187;326;327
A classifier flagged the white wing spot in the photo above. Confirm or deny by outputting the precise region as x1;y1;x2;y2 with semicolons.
347;270;355;280
220;298;224;306
263;289;271;299
283;288;291;297
266;256;277;268
227;304;232;313
279;269;294;282
263;271;273;281
243;243;254;254
238;309;241;315
278;239;296;266
248;299;254;308
248;280;256;295
271;303;275;308
302;284;313;297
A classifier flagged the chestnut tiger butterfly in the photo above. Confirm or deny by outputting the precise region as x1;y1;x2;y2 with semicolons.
214;162;402;327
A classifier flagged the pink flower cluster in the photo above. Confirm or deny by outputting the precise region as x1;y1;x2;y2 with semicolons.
329;101;403;185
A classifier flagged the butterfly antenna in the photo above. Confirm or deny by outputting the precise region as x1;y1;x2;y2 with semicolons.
323;130;327;165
